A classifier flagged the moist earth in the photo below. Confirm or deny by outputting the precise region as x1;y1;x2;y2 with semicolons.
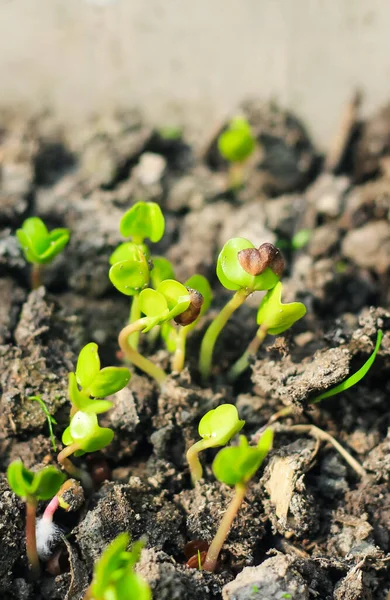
0;101;390;599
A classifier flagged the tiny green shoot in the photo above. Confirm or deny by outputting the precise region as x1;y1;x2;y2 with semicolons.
7;460;66;577
202;431;273;572
199;238;285;381
16;217;70;289
218;117;256;188
186;404;245;484
119;201;165;245
291;229;312;250
228;282;306;381
29;395;57;452
84;532;151;600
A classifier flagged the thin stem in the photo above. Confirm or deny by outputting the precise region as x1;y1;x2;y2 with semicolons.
119;319;167;385
58;443;93;492
172;327;188;373
31;264;42;290
199;289;249;381
186;439;211;484
26;499;40;579
228;324;268;382
203;483;247;572
42;495;59;522
128;293;141;350
290;425;366;478
228;162;245;189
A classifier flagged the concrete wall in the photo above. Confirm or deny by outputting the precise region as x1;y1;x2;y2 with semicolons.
1;0;390;147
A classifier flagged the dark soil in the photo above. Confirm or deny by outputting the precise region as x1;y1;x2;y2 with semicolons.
1;101;390;599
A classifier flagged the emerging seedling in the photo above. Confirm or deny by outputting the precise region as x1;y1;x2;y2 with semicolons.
186;404;245;484
59;410;114;490
16;217;70;289
29;395;58;452
7;460;66;578
118;279;203;385
69;342;131;417
199;238;284;380
218;116;256;188
228;282;306;381
109;201;165;350
84;532;151;600
202;431;273;572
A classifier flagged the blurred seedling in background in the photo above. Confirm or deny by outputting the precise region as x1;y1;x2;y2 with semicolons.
69;342;131;417
201;431;273;572
29;395;58;452
84;532;151;600
186;404;245;484
7;460;65;578
218;116;256;189
229;282;306;381
109;201;165;350
199;238;284;381
118;279;203;385
16;217;70;289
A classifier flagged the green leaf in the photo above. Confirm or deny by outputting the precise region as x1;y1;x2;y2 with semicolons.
139;289;168;318
16;217;70;265
312;329;383;404
120;201;165;243
198;404;245;447
7;460;65;501
256;282;306;334
68;372;93;411
150;257;175;289
109;258;150;296
157;279;191;319
109;242;148;266
218;117;256;163
93;533;130;597
212;431;273;486
76;343;101;389
87;367;131;398
217;238;280;292
115;573;152;600
65;411;114;453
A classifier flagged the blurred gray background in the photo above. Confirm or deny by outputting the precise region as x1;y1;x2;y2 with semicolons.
1;0;389;146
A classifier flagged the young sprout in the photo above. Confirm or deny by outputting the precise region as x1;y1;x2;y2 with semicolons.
29;395;58;452
171;274;212;373
186;404;245;484
58;410;114;490
202;430;273;572
118;279;203;385
217;116;256;188
16;217;70;289
228;282;306;381
69;342;131;417
110;201;165;350
84;533;151;600
199;238;285;381
7;460;66;578
268;329;383;425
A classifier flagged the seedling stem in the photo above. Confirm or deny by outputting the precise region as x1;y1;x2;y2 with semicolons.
129;293;141;350
58;443;92;492
31;264;42;290
228;323;268;381
118;320;168;385
172;326;187;373
26;499;40;578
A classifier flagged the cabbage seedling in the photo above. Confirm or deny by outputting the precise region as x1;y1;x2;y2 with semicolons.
186;404;245;484
16;217;70;289
218;116;256;189
59;411;114;490
109;201;165;350
199;238;284;380
118;279;203;385
83;532;151;600
202;431;273;572
69;342;131;417
7;460;66;578
228;282;306;381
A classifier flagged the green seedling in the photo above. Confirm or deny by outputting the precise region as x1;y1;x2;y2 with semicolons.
16;217;70;289
202;431;273;572
186;404;245;484
69;342;131;417
291;229;312;250
59;410;114;489
84;532;151;600
7;460;66;577
170;274;212;372
229;282;306;381
29;395;58;452
199;238;285;380
218;116;256;188
110;201;165;350
118;279;203;385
